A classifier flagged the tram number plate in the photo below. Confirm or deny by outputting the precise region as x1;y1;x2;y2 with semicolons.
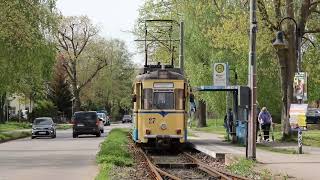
148;118;156;124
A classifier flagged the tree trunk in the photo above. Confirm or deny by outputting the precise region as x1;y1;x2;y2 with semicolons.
70;61;81;111
276;0;297;138
276;48;291;138
0;93;6;124
197;99;207;127
73;88;81;111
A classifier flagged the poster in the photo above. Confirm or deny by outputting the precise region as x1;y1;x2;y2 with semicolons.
289;104;308;130
293;72;307;102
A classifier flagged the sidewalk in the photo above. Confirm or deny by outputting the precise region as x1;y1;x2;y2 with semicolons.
188;130;320;180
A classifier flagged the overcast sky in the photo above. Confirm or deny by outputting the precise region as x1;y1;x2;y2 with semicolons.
56;0;144;64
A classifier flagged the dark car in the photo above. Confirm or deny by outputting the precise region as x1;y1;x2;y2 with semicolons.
31;117;56;139
306;108;320;124
122;115;132;123
72;111;104;138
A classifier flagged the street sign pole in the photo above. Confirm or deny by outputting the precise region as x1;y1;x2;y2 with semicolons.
247;0;257;160
298;128;303;154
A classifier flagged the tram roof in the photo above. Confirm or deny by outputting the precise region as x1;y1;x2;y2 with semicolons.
135;68;185;81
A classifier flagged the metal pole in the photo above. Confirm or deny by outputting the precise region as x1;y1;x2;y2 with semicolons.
247;0;257;160
298;128;303;154
179;21;184;74
144;22;148;67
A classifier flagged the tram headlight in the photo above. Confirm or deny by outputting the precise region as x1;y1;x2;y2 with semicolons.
160;123;167;130
176;129;182;135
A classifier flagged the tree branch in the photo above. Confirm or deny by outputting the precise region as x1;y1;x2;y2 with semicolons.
70;24;78;58
298;0;311;35
310;0;320;7
302;36;316;47
62;63;74;82
257;0;277;31
79;62;108;90
273;0;282;21
304;28;320;33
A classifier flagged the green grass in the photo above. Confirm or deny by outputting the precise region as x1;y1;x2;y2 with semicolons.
191;119;226;135
56;124;72;130
227;157;256;177
273;130;320;147
95;128;133;180
187;131;197;137
0;131;31;142
0;122;31;132
257;144;297;154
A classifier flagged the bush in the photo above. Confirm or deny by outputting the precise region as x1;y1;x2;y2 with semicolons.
29;100;58;121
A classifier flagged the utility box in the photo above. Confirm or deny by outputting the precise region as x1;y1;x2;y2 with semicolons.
236;120;247;145
238;86;250;108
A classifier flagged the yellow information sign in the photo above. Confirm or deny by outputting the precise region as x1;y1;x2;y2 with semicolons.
289;104;308;130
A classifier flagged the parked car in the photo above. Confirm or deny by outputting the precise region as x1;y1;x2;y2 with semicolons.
122;115;132;123
72;111;104;138
97;112;110;126
306;108;320;124
31;117;56;139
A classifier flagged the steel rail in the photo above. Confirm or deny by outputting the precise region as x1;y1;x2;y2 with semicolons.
184;152;248;180
137;148;163;180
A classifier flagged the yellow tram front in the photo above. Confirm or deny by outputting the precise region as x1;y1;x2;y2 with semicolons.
132;69;188;144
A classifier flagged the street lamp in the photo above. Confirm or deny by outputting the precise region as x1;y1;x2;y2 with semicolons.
272;17;301;72
272;31;287;49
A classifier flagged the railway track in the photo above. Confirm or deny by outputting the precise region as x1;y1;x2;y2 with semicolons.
135;146;248;180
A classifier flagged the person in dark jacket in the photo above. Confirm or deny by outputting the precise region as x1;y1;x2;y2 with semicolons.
224;108;233;134
258;107;272;141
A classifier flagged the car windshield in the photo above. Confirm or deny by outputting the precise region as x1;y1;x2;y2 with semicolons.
75;112;97;122
34;119;52;125
153;92;174;109
97;113;105;118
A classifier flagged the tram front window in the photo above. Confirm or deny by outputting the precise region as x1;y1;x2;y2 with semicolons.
153;92;174;109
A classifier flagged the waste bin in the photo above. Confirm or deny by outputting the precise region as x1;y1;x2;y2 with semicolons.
236;120;247;145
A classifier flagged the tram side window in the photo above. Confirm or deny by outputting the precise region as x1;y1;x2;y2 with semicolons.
135;83;141;109
175;89;184;110
143;88;153;110
153;92;174;109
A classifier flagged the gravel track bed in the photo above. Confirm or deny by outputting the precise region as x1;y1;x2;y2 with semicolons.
189;151;226;170
109;138;154;180
162;168;213;180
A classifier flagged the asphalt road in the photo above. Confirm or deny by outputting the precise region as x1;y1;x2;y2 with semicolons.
0;123;131;180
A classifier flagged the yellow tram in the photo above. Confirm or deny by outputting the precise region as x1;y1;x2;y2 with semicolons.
132;20;192;145
132;66;190;145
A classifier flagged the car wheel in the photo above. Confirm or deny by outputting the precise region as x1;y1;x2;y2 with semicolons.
101;129;104;133
73;134;78;138
31;136;35;139
96;132;101;137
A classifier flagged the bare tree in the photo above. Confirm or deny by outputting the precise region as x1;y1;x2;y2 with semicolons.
257;0;320;138
56;16;109;111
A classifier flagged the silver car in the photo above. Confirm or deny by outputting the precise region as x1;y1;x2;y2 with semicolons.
31;117;56;139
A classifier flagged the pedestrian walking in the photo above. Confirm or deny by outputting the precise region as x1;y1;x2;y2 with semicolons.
258;107;272;141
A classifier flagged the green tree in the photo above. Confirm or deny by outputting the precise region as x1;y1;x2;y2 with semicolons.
257;0;320;137
81;40;135;119
0;0;58;123
49;57;73;119
56;16;111;111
